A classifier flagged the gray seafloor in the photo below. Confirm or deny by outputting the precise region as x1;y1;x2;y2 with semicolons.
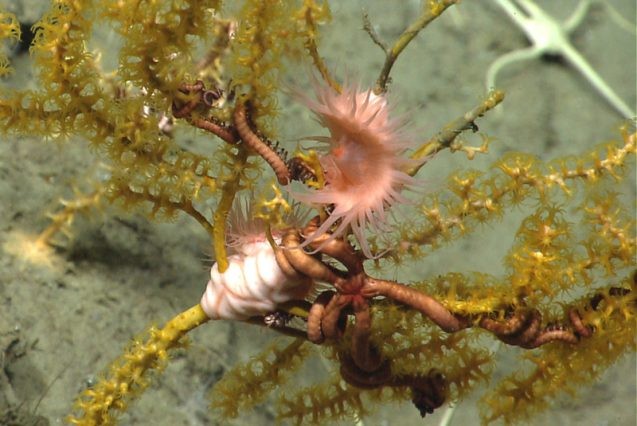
0;1;636;425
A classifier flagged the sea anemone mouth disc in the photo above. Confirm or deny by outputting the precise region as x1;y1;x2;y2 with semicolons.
291;78;420;258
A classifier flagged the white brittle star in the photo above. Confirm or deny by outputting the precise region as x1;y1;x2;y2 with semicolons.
487;0;635;119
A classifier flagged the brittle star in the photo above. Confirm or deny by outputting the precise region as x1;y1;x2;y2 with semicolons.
487;0;635;119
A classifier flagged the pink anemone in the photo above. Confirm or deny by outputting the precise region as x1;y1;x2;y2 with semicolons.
292;79;421;258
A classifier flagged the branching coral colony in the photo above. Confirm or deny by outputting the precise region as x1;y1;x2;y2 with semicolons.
0;0;635;425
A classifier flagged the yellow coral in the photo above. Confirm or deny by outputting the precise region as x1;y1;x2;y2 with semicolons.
0;10;20;76
0;1;634;425
67;305;210;426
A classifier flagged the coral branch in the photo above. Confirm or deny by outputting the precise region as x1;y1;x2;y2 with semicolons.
408;90;505;175
68;305;210;426
296;0;340;93
212;147;248;272
372;0;459;94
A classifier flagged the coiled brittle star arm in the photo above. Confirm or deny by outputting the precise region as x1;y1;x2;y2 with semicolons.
172;80;239;144
363;278;469;332
233;100;291;185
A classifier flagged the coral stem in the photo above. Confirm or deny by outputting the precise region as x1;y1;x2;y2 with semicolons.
68;305;210;426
